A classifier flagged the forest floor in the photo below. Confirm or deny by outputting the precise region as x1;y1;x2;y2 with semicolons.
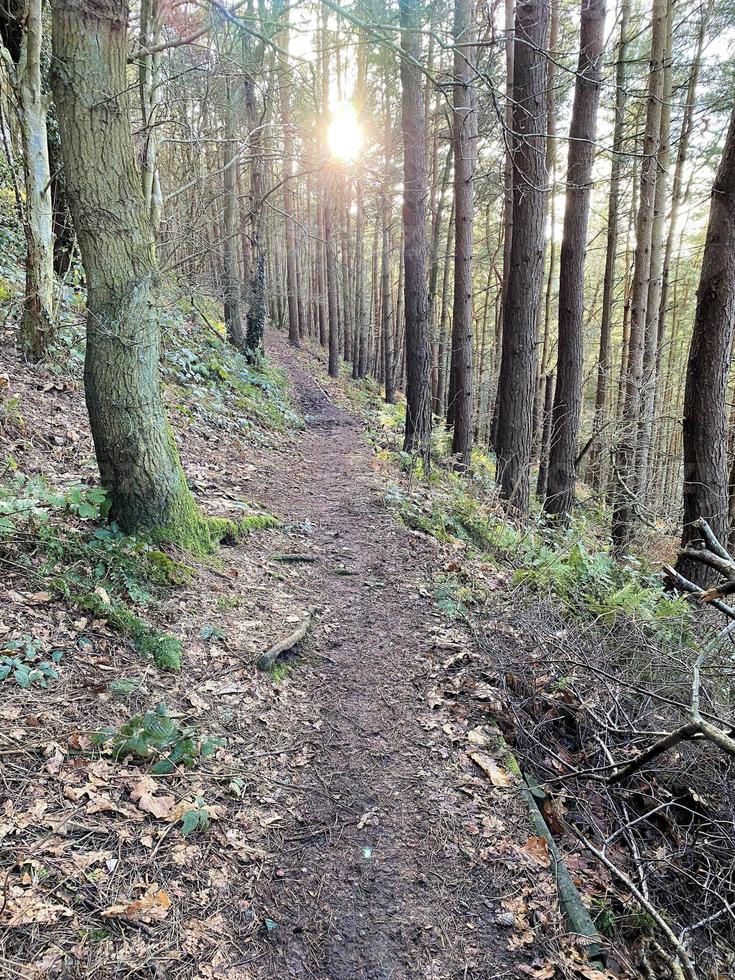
238;336;542;979
0;323;598;979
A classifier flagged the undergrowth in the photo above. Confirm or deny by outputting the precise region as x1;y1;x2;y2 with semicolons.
320;361;694;650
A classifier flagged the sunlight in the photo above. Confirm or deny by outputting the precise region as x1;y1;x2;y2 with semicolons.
327;104;363;163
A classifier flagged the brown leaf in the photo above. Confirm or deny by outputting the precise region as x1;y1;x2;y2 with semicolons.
102;886;171;923
1;886;73;927
27;592;52;604
130;776;175;820
470;751;514;787
521;835;551;868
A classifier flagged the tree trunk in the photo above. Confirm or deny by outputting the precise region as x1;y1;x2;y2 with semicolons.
244;57;266;362
399;0;432;464
637;0;673;498
495;0;550;513
325;172;340;377
491;0;515;451
436;201;455;418
138;0;163;233
533;0;560;464
11;0;55;359
449;0;477;469
543;0;605;518
277;3;300;347
381;190;395;403
589;0;630;491
222;78;245;349
675;106;735;584
50;0;220;548
611;0;667;549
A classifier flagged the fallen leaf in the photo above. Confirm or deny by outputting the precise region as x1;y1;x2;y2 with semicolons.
130;776;175;820
94;586;111;606
102;886;171;923
27;592;52;604
521;835;551;868
1;886;73;927
518;963;556;978
470;751;514;787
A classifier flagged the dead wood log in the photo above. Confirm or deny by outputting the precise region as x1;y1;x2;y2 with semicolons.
662;564;735;620
256;609;314;671
608;722;700;785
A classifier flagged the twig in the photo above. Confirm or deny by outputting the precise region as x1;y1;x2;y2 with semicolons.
574;830;697;980
256;608;315;671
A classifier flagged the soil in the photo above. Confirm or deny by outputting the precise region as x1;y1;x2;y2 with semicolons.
239;338;531;979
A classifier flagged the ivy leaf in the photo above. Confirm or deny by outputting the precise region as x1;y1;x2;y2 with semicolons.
180;809;200;836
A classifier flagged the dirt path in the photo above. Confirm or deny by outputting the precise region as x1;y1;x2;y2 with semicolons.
242;339;526;979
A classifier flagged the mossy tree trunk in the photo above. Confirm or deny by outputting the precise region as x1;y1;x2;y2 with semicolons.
1;0;55;359
50;0;221;548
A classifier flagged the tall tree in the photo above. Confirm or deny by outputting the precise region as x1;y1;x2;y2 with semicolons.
449;0;477;469
589;0;630;490
1;0;55;359
399;0;432;464
495;0;550;512
611;0;667;549
544;0;605;517
491;0;514;450
222;74;245;349
676;106;735;583
51;0;224;547
276;1;300;347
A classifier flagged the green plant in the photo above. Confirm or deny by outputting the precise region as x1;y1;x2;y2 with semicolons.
433;575;472;620
180;796;211;835
0;636;63;688
92;703;224;774
107;676;143;697
0;473;110;536
591;898;617;938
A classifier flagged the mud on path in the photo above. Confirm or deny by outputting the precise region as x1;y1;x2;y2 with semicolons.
243;337;529;979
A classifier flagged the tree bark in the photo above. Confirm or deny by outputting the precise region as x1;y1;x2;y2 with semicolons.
2;0;56;359
611;0;667;549
676;106;735;584
636;0;673;498
399;0;432;464
50;0;218;547
449;0;477;469
544;0;605;518
381;190;395;403
276;2;299;347
495;0;550;513
589;0;630;491
222;77;245;349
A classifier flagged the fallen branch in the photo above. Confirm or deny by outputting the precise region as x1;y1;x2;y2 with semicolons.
608;722;699;785
270;553;318;563
694;518;734;563
520;771;607;969
662;564;735;620
256;610;314;672
574;830;697;980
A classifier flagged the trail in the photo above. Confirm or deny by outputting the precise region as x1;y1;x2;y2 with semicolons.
244;337;524;979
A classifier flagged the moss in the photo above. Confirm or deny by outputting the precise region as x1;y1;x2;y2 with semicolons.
146;549;194;585
236;512;279;535
216;594;244;611
268;661;293;682
76;591;182;671
157;429;237;556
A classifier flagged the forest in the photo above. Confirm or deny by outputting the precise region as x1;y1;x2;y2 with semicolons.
1;0;735;977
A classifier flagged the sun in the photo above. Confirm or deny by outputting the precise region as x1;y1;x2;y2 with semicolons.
327;104;363;163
